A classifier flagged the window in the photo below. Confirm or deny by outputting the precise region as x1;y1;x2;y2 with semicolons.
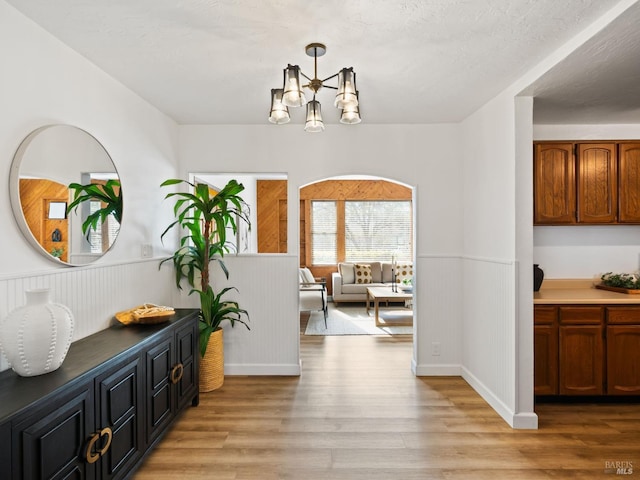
311;201;337;264
88;201;120;253
345;201;412;262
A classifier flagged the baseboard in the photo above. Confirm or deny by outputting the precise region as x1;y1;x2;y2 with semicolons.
413;362;461;376
461;366;538;430
224;362;301;376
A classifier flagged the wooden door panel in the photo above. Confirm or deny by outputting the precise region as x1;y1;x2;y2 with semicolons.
98;357;143;479
535;325;558;395
146;339;173;445
257;179;287;253
534;143;576;224
559;325;604;395
607;325;640;395
13;388;93;480
618;143;640;223
577;143;617;223
175;321;199;410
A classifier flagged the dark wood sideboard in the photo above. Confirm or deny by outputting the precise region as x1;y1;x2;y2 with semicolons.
0;308;200;480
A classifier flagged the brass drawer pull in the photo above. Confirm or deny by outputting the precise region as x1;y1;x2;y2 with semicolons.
85;427;113;464
171;363;184;384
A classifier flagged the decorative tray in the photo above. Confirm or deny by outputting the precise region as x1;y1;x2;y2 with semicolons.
595;284;640;294
115;304;175;325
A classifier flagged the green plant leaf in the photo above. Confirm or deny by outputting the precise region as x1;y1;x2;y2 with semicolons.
67;180;122;240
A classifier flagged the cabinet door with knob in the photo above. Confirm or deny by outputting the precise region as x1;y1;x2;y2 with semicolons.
577;143;617;223
145;318;198;448
618;143;640;223
534;306;558;395
534;143;576;224
95;356;144;479
558;306;604;395
10;385;94;480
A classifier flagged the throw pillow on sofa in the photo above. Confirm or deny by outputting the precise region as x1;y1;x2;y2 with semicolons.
354;264;372;284
395;263;413;283
339;263;355;284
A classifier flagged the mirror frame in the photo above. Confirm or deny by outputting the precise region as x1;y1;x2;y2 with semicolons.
9;124;122;266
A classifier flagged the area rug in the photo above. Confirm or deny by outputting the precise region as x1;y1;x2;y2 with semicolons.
304;303;413;336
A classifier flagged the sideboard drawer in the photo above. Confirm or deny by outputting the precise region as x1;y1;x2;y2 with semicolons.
534;306;557;325
559;306;604;324
607;307;640;324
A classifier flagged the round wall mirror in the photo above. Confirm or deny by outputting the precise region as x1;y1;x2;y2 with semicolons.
9;125;122;265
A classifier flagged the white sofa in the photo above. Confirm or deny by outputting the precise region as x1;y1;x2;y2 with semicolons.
331;261;413;304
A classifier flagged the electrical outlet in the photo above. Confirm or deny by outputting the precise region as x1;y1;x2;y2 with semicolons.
141;244;153;258
431;342;441;356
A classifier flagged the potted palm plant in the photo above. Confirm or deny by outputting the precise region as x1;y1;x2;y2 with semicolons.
160;178;250;392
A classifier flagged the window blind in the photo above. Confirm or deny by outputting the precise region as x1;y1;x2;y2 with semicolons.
345;201;412;262
311;201;337;265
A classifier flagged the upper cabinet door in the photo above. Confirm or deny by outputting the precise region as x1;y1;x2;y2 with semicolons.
618;143;640;223
534;143;576;224
577;143;617;223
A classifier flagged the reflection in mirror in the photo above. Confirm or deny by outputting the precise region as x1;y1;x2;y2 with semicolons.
191;173;288;254
9;125;122;265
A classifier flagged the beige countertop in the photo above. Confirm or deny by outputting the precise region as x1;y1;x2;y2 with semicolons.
534;279;640;305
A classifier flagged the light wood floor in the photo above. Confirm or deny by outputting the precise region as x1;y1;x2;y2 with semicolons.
134;313;640;479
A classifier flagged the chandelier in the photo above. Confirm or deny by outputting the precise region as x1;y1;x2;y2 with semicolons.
269;43;361;132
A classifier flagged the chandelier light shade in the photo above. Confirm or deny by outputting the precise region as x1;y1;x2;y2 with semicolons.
340;91;361;124
269;88;290;124
282;65;307;107
269;43;361;132
334;68;358;109
304;99;325;133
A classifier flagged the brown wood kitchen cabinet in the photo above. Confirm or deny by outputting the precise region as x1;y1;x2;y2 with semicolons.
576;143;617;223
606;306;640;395
534;302;640;397
558;306;604;395
534;306;558;395
534;141;640;225
618;143;640;223
533;143;575;224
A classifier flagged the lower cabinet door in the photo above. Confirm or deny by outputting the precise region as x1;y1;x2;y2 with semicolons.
534;324;558;395
96;356;144;480
175;320;199;410
12;386;94;480
559;325;604;395
607;325;640;395
145;337;174;446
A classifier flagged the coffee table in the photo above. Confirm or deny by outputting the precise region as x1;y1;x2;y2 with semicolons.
366;286;413;327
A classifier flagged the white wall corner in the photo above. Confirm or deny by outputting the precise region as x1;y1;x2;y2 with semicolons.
461;366;538;430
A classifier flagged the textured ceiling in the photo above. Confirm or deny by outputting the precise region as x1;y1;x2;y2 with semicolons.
6;0;638;125
527;1;640;124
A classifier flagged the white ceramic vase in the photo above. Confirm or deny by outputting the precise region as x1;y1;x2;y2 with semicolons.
0;288;74;377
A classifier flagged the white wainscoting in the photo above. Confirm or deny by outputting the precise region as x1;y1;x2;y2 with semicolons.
413;255;463;375
0;259;175;372
205;254;301;376
461;255;521;427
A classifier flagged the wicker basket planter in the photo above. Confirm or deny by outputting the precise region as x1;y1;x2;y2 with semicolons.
199;328;224;392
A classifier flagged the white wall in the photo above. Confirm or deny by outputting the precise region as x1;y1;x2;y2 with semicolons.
179;124;464;376
533;124;640;279
0;2;181;371
460;91;537;429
